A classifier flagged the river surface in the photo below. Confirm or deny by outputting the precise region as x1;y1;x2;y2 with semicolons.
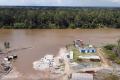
0;28;120;75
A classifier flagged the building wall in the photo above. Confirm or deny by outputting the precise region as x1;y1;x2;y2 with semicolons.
79;49;96;53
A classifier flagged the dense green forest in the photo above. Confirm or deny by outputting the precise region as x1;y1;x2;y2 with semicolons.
0;7;120;29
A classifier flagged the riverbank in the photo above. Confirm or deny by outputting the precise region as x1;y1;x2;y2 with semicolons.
0;47;68;80
1;47;120;80
1;67;21;80
32;47;69;79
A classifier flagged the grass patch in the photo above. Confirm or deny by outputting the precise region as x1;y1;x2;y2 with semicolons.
101;47;109;58
59;59;64;63
61;64;65;67
61;69;65;71
60;64;65;71
93;45;98;49
67;45;79;51
83;45;89;48
73;51;99;62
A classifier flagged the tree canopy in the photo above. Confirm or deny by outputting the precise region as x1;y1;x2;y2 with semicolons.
0;7;120;29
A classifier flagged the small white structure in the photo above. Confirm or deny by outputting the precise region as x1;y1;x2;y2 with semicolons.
9;56;13;59
79;55;100;59
4;57;9;61
89;45;93;48
70;51;73;59
71;73;93;80
44;55;54;60
44;55;54;63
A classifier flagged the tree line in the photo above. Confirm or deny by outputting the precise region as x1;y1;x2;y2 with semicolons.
0;7;120;29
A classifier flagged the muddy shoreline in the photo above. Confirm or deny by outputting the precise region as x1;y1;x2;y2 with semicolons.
0;47;66;80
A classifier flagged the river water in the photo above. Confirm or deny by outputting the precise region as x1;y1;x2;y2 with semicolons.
0;28;120;75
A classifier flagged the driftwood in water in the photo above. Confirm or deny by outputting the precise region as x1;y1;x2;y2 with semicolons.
7;47;33;53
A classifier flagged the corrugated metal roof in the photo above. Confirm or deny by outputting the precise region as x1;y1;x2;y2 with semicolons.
79;55;100;59
72;73;93;80
79;47;95;50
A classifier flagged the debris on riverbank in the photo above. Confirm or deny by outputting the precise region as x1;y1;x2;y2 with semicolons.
0;47;35;54
0;46;36;80
7;47;35;53
33;48;69;73
0;67;21;80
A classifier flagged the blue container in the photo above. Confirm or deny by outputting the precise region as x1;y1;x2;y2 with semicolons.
67;55;69;58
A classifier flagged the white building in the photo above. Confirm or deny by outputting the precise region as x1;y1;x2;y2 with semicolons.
79;55;100;59
89;45;93;48
71;73;93;80
43;55;54;63
70;51;73;59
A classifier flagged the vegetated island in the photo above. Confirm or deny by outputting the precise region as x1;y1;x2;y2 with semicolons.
0;6;120;29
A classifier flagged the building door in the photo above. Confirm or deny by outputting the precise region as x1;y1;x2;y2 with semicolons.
88;50;89;53
81;50;85;53
92;50;94;52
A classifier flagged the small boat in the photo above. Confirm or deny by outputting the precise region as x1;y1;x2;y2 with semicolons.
4;55;17;61
8;55;17;59
13;55;17;58
4;57;12;61
9;56;13;59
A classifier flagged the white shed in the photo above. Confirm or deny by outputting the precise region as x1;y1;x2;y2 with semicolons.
79;55;100;59
44;55;54;63
70;51;73;59
44;55;54;60
71;73;93;80
89;45;93;48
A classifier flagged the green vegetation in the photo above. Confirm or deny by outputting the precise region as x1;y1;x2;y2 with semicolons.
60;64;65;71
102;40;120;64
61;64;65;67
0;7;120;29
73;51;98;62
61;69;65;71
83;45;89;48
67;45;79;51
59;59;64;63
103;75;120;80
4;42;10;48
93;45;98;49
103;44;116;50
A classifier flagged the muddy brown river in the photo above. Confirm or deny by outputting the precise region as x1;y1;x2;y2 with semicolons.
0;28;120;75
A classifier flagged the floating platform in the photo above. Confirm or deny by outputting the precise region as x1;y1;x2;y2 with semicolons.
4;55;17;61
